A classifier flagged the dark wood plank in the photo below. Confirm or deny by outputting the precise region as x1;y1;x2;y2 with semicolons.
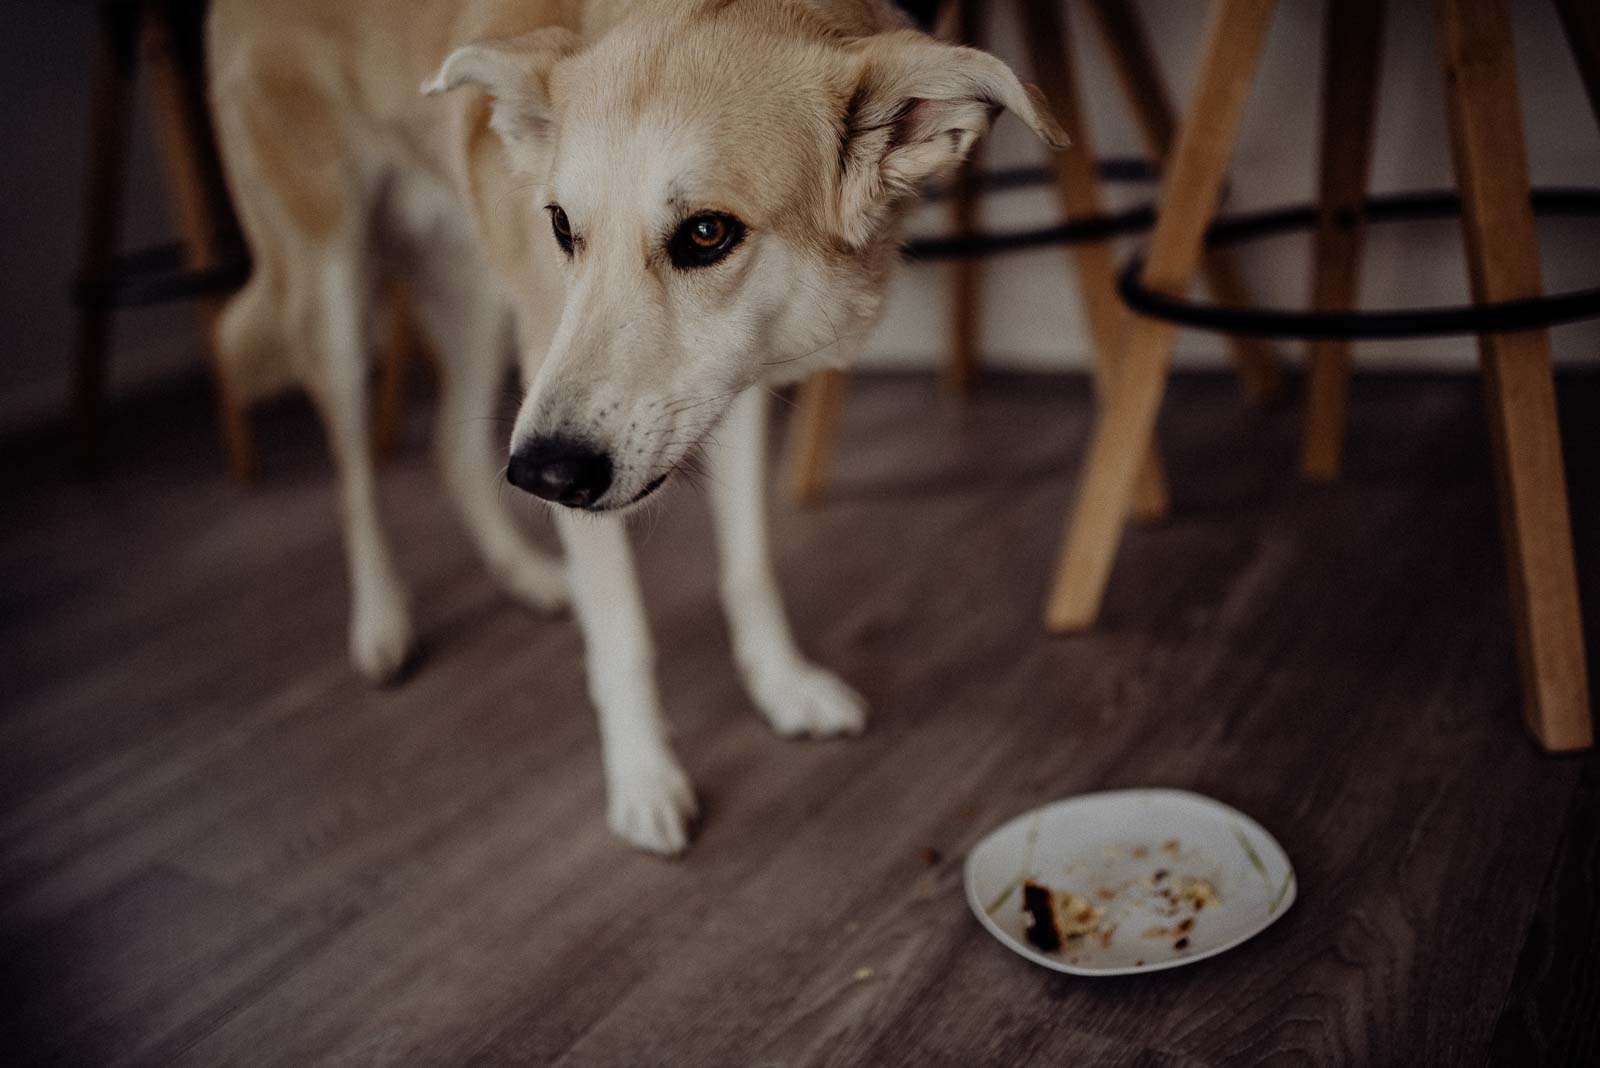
1;371;1596;1066
1488;756;1600;1065
0;864;330;1067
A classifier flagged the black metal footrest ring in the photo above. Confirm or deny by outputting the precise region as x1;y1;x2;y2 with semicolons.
1116;188;1600;340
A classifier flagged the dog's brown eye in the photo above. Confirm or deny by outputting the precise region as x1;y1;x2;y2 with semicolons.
689;217;726;248
668;213;744;269
548;205;574;256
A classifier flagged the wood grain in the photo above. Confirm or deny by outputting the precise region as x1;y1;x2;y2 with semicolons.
1299;0;1386;482
1018;0;1169;522
2;369;1596;1065
1554;0;1600;130
1084;0;1281;403
1045;0;1279;633
1437;0;1593;751
1488;757;1600;1065
143;2;257;481
69;3;138;476
372;283;421;462
785;370;848;508
942;0;986;396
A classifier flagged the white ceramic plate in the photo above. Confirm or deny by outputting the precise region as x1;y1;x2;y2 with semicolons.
964;789;1296;975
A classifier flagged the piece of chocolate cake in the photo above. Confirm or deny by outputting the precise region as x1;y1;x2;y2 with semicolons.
1022;880;1106;953
1022;880;1062;952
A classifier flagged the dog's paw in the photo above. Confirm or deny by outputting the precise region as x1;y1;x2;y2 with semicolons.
349;591;415;685
606;752;699;856
494;552;570;616
748;661;868;739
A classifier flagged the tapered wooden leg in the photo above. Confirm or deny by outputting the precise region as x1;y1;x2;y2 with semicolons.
942;0;985;395
1437;0;1592;751
785;370;847;507
373;282;420;461
1554;0;1600;129
1300;0;1387;481
1019;0;1169;521
144;1;257;480
1085;0;1281;402
1046;0;1278;633
70;2;139;475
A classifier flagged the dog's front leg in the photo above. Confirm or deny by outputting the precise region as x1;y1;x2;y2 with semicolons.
707;387;867;738
555;510;697;854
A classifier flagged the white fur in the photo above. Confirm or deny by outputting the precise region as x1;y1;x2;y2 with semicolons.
208;0;1057;854
709;388;867;738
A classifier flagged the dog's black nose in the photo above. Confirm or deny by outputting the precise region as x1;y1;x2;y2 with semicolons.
507;436;613;508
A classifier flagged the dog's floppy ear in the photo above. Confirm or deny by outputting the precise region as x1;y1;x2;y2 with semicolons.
422;28;582;144
836;32;1066;247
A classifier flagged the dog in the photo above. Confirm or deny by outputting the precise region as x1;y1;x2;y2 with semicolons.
207;0;1063;854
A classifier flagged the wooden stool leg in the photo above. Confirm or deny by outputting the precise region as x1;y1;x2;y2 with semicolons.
1554;0;1600;129
942;0;985;395
1299;0;1387;482
372;282;417;461
1085;0;1282;402
70;2;140;475
1018;0;1169;521
1437;0;1592;750
144;2;257;480
1046;0;1278;633
785;370;847;506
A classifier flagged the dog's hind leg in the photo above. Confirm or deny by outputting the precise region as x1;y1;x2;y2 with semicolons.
555;509;697;855
409;248;568;614
211;54;410;682
304;252;415;683
707;387;867;738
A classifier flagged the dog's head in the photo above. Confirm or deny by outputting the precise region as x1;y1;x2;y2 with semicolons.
427;4;1063;511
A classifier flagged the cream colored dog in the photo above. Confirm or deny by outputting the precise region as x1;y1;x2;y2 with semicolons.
207;0;1062;853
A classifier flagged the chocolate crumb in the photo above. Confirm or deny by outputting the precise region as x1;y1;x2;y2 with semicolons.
1022;881;1061;953
1152;869;1169;882
1174;937;1190;950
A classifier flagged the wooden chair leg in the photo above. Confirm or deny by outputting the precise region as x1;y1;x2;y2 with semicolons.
144;1;257;480
373;282;417;461
1300;0;1387;482
1554;0;1600;129
70;2;140;475
942;0;985;396
1046;0;1278;633
1436;0;1592;751
785;370;847;507
1018;0;1169;521
1084;0;1282;402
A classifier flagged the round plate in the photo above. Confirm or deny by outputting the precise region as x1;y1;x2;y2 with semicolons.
964;789;1296;976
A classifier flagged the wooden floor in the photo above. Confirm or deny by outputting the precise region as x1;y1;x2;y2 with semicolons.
2;371;1598;1067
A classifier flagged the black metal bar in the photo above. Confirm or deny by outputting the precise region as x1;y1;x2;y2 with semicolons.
1115;188;1600;339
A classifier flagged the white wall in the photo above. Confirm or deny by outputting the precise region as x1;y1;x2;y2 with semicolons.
867;1;1600;371
2;2;1597;432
